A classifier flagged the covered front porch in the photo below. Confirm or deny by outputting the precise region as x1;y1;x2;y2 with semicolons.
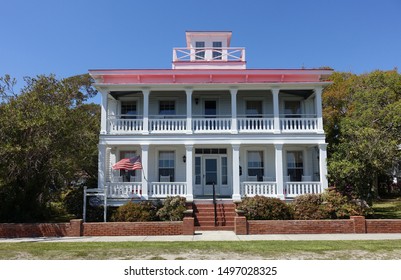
98;142;328;204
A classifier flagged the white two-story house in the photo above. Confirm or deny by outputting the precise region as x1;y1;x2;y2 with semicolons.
89;31;332;206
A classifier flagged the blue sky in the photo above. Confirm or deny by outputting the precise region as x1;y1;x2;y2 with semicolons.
1;0;400;104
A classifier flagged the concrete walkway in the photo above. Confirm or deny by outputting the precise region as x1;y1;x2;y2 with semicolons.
1;232;401;243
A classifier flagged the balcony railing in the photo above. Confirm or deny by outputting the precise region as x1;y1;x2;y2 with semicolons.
149;115;187;133
280;117;318;132
107;182;143;199
106;115;319;134
237;117;274;132
192;116;232;133
173;47;245;62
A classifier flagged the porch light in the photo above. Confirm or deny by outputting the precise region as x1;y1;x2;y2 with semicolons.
183;155;186;163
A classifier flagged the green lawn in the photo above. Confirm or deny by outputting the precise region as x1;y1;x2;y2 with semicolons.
1;240;401;260
371;198;401;219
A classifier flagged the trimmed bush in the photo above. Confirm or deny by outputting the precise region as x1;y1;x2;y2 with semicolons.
291;189;372;220
237;196;293;220
157;196;187;221
291;194;327;220
111;201;160;222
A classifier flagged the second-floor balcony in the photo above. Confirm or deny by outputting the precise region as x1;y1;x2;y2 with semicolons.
107;114;319;134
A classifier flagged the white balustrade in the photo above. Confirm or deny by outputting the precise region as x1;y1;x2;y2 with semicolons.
173;47;245;62
108;116;143;134
149;117;187;133
241;182;277;197
107;182;143;198
285;182;322;198
280;118;318;132
150;182;187;198
193;118;232;133
238;117;274;132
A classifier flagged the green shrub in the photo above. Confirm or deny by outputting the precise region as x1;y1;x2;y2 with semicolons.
291;194;327;220
157;196;187;221
237;196;293;220
111;201;160;222
291;189;371;220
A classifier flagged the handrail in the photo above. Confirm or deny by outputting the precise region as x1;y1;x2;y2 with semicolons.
212;182;217;226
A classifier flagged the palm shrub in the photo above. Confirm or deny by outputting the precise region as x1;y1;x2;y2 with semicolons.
237;196;293;220
157;196;187;221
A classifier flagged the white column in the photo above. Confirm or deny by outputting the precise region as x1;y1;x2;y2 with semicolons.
315;87;324;133
185;89;193;134
232;144;241;201
319;143;328;190
98;143;107;190
142;90;150;135
272;88;280;134
100;90;109;134
230;89;238;134
141;144;149;199
185;144;194;202
275;144;285;199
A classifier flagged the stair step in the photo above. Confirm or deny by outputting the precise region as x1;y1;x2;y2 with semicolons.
195;226;234;231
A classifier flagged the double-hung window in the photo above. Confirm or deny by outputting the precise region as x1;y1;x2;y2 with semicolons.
287;151;303;181
121;102;137;119
247;151;264;181
119;151;137;182
284;101;301;118
159;151;175;182
246;100;263;118
159;101;175;116
195;41;205;60
212;41;222;60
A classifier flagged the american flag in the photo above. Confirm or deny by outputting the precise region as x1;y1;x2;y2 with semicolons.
112;156;143;170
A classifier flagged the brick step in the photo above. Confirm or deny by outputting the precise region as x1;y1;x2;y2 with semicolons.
194;204;236;209
195;226;235;231
195;214;236;220
195;219;235;224
195;220;234;226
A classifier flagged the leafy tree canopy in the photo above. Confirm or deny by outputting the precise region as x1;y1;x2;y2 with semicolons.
0;74;99;222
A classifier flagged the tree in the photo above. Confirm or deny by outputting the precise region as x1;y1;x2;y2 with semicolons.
324;70;401;201
0;74;99;222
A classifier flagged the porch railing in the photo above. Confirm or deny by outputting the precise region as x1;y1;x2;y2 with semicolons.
149;116;187;133
192;117;232;133
173;47;245;62
280;118;318;132
238;117;274;132
149;182;187;198
107;182;143;198
107;116;319;134
108;115;143;134
241;182;278;197
285;182;322;198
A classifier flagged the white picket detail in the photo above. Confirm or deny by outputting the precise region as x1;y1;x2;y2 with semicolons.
107;183;143;198
241;182;278;197
238;118;274;132
193;118;232;132
285;182;322;198
280;118;318;132
150;182;187;198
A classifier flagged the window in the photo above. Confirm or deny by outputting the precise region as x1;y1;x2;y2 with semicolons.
247;151;264;181
121;102;137;119
287;151;303;181
159;101;175;115
212;41;222;60
195;157;201;185
221;157;228;185
195;41;205;60
246;100;262;117
159;151;175;181
119;151;137;182
284;101;301;117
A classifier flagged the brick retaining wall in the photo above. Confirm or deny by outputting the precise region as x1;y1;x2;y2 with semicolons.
234;216;401;235
0;217;194;238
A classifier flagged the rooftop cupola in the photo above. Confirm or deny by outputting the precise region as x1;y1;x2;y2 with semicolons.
172;31;246;69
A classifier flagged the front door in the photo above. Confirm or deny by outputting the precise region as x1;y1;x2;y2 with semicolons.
203;156;219;195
